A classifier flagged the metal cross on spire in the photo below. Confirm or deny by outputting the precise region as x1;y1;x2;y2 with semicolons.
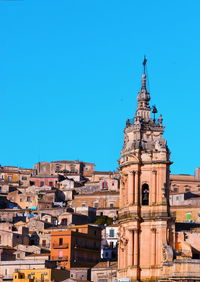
142;56;147;74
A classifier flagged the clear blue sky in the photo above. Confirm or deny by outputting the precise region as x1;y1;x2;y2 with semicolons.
0;0;199;174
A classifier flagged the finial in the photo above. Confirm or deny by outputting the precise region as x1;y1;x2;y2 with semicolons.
152;105;158;122
142;56;147;74
141;56;147;90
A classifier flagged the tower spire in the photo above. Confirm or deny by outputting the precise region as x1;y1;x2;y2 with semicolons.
135;57;150;121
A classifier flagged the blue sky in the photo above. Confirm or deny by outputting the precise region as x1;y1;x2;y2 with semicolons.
0;0;200;174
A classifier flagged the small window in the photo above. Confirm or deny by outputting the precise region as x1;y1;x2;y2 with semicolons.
186;213;191;222
59;238;63;246
61;218;67;225
8;176;12;182
174;188;178;192
40;181;44;187
70;166;75;172
94;202;98;208
109;229;114;237
42;240;46;247
110;203;114;208
110;241;114;248
22;176;27;180
27;196;31;202
102;181;108;190
142;184;149;206
49;181;53;187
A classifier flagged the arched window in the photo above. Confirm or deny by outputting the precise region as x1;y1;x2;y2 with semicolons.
102;181;108;190
142;183;149;205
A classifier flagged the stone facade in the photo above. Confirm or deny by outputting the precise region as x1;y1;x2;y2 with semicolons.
117;63;200;281
117;66;175;281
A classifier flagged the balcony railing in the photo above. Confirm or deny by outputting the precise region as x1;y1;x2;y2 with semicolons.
52;243;69;248
51;256;69;261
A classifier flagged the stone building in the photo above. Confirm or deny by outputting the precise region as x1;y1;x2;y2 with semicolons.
33;160;95;180
50;224;101;269
0;166;33;188
71;191;119;218
117;62;200;281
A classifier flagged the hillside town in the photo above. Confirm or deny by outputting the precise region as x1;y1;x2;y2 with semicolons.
1;63;200;282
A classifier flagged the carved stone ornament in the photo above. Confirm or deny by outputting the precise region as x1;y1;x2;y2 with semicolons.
119;226;129;250
162;244;173;262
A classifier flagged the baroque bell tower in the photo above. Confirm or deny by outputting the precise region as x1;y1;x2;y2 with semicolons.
117;59;174;281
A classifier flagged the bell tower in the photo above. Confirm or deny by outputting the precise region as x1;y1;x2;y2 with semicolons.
117;59;174;281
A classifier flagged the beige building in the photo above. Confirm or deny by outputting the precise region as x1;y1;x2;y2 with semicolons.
0;166;33;188
170;172;200;194
0;222;29;248
71;191;119;218
91;261;117;282
7;188;38;209
34;160;95;180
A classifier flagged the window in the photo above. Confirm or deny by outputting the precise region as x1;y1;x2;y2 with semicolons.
110;203;114;208
174;188;178;192
49;181;53;187
94;202;98;208
112;182;114;186
27;196;31;202
70;166;75;172
110;241;114;249
58;250;63;260
42;240;46;247
186;213;192;222
61;218;67;225
102;181;108;190
59;238;63;246
40;181;44;187
56;165;60;172
82;203;86;207
8;176;12;182
22;176;27;180
109;229;114;238
142;184;149;206
0;235;1;244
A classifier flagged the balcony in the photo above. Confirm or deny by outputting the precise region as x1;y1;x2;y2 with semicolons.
52;243;69;249
51;256;69;261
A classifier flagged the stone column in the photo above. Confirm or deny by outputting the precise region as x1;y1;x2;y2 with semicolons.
128;172;134;205
151;228;156;266
134;171;139;205
152;170;157;204
133;230;139;266
128;230;134;266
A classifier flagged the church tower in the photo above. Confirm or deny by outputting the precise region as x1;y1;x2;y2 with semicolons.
117;59;174;281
